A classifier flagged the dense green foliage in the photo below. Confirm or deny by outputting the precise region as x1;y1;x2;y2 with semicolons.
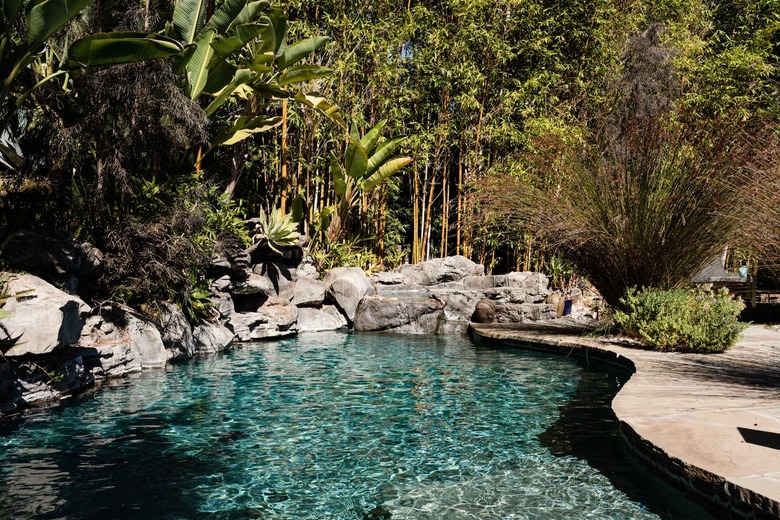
613;286;748;353
0;0;778;316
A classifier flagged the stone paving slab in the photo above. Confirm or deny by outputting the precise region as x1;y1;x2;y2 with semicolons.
470;320;780;519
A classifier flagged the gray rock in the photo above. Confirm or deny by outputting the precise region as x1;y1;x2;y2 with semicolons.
429;289;483;323
251;262;297;300
291;276;327;307
495;272;549;302
354;296;444;334
297;256;319;279
495;303;556;323
398;255;484;286
257;297;298;329
78;341;141;379
210;275;232;292
372;272;405;285
231;273;276;296
463;275;496;290
209;291;235;320
193;322;234;355
323;267;376;322
297;306;349;332
0;229;100;280
483;287;529;304
471;299;497;324
376;283;432;298
158;302;194;359
79;306;167;369
1;274;90;357
228;309;298;342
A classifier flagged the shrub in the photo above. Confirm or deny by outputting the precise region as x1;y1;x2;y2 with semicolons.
613;286;748;353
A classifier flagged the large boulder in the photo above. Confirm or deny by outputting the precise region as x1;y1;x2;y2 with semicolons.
398;255;484;286
323;267;375;322
297;305;349;332
291;276;327;307
252;262;297;301
231;273;276;296
494;272;549;302
78;305;167;369
158;302;194;359
0;230;102;292
354;296;444;334
375;283;432;298
228;299;298;342
193;322;234;355
1;274;90;357
495;303;556;323
429;289;483;324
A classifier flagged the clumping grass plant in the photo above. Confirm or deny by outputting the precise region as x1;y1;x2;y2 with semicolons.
469;25;772;308
613;286;748;353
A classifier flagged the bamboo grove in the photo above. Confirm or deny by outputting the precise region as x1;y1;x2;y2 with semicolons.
206;0;779;272
1;0;778;304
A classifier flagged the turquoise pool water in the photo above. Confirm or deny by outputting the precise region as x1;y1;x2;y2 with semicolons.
0;333;709;519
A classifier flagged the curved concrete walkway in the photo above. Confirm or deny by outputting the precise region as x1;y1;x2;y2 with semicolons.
470;321;780;519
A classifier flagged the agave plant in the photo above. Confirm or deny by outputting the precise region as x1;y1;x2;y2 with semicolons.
256;207;301;253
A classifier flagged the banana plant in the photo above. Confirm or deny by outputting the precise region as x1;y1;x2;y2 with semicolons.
142;0;332;150
0;0;184;169
324;119;412;242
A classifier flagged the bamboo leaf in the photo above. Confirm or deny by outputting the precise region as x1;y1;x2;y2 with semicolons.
65;33;183;68
26;0;91;49
172;0;207;45
358;157;412;192
277;65;332;86
277;35;329;69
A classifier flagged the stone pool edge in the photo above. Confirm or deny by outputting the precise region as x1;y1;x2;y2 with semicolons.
469;321;780;520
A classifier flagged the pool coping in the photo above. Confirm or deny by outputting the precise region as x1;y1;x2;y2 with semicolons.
469;320;780;519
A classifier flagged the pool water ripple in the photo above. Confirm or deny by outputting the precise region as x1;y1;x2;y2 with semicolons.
1;332;702;519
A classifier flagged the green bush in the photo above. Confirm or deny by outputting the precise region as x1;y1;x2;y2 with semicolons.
613;286;748;353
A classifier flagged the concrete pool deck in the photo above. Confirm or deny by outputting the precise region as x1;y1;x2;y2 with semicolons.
470;320;780;519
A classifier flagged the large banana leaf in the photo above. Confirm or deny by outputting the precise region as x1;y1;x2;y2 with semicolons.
2;0;23;27
66;33;183;68
229;0;268;30
345;139;368;179
277;64;332;86
360;119;386;152
330;156;347;197
203;0;246;36
173;0;207;45
277;35;329;69
204;68;253;115
293;91;346;129
251;82;290;99
202;58;236;94
211;22;267;58
267;7;286;56
358;157;412;192
26;0;91;49
366;136;406;175
214;115;282;146
185;29;215;100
